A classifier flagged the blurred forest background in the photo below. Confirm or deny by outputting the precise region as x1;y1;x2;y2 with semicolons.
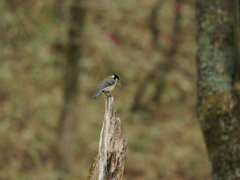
0;0;211;179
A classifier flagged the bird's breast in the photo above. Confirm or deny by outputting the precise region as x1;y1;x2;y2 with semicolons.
103;80;117;92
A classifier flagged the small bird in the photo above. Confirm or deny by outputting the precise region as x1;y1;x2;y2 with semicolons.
93;74;120;98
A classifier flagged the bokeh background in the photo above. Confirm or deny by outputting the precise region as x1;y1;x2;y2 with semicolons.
0;0;211;179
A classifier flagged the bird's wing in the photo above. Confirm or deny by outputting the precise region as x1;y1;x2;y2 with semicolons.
98;77;115;90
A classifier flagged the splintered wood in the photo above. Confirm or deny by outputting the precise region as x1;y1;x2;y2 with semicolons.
87;97;127;180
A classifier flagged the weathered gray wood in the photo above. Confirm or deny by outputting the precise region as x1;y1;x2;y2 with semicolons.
87;97;127;180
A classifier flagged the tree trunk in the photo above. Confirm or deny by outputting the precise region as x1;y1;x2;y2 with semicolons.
234;0;240;82
57;0;87;176
87;97;127;180
196;1;240;179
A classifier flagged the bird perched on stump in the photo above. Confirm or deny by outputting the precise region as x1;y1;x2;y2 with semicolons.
93;74;119;98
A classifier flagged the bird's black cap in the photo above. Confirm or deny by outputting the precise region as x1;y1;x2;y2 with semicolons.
111;74;119;80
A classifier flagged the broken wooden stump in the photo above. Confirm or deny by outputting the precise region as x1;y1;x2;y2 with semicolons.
87;97;127;180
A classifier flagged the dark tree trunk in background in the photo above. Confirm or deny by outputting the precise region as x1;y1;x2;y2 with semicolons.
131;0;183;112
151;0;183;103
196;1;240;179
57;0;86;176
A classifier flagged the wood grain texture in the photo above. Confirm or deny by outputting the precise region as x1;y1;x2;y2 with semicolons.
87;97;127;180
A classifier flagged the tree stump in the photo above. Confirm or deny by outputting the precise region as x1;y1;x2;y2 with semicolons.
87;97;127;180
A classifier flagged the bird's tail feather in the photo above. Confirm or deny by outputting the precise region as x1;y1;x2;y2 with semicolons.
92;89;102;98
